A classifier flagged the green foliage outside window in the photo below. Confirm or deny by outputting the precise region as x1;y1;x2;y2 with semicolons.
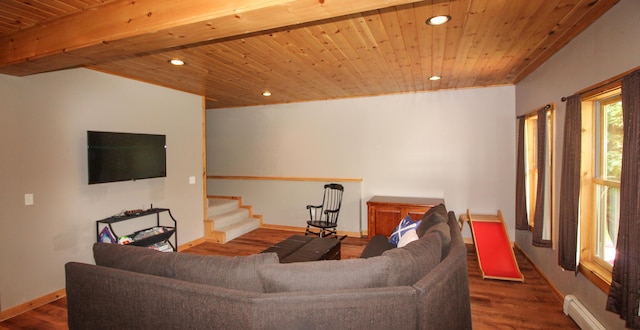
604;99;623;181
596;96;622;266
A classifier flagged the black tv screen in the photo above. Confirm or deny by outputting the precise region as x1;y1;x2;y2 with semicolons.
87;131;167;184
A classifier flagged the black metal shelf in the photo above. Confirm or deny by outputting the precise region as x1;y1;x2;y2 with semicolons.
98;208;171;224
96;208;177;252
128;227;176;247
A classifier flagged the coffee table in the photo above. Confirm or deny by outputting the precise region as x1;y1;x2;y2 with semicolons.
262;235;341;263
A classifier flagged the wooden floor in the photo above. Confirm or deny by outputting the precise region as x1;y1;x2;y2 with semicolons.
0;228;578;329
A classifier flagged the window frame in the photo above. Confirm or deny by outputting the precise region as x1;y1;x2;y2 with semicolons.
523;107;554;238
579;83;622;293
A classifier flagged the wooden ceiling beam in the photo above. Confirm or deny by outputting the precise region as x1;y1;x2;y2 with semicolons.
0;0;427;76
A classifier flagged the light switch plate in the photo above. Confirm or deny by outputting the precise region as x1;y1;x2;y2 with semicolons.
24;193;34;206
189;176;196;184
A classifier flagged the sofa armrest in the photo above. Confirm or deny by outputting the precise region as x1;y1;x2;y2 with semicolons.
411;212;472;329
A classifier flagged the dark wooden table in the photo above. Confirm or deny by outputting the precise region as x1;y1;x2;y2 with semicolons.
262;235;341;263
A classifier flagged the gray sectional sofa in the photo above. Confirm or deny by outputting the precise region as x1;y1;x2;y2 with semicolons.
65;205;472;329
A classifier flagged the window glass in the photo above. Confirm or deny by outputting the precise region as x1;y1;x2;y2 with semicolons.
594;95;622;267
580;87;622;289
601;96;623;181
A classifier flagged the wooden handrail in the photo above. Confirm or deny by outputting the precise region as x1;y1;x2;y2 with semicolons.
206;175;363;183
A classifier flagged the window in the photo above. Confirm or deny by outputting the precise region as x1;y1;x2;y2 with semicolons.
580;86;622;291
523;108;554;238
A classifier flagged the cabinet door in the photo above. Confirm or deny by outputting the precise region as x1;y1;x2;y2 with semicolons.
374;207;403;237
367;197;444;238
407;206;432;220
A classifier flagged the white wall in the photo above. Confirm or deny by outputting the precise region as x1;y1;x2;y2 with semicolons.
207;86;515;238
515;0;638;329
0;69;204;311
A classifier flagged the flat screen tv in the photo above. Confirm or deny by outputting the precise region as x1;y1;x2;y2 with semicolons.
87;131;167;184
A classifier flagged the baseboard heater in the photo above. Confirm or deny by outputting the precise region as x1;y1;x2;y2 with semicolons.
563;295;605;330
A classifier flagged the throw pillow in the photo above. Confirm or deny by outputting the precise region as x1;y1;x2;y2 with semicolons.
397;229;419;248
389;215;422;246
416;204;448;237
424;221;452;259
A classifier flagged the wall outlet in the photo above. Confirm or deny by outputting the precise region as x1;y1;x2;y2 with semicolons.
24;193;34;206
189;176;196;184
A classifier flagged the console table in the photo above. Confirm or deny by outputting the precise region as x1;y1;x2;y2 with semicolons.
366;196;445;238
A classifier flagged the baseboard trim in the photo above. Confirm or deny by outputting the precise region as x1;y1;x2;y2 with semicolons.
0;289;66;322
178;237;207;251
260;223;306;233
260;223;362;238
514;243;565;303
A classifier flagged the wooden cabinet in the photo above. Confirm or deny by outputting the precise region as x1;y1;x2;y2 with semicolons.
366;196;444;238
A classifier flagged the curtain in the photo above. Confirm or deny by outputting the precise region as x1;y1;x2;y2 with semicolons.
515;117;529;230
558;94;581;271
532;107;552;247
606;70;640;329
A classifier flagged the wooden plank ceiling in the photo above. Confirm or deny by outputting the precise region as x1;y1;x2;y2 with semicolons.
0;0;620;109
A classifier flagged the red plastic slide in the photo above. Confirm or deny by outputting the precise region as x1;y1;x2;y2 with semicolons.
465;210;524;282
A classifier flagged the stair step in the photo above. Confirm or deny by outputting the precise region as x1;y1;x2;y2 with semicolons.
209;208;250;229
207;198;240;217
217;217;261;242
206;197;262;243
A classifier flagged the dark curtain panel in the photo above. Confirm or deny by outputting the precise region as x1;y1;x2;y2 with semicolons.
532;108;552;247
516;117;529;230
606;70;640;329
558;94;581;271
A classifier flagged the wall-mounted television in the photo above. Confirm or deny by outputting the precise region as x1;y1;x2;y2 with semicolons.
87;131;167;184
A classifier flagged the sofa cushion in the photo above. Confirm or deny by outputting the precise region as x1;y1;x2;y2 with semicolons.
93;243;177;278
424;221;451;259
174;252;279;292
389;215;422;246
416;204;448;238
382;232;442;286
360;235;396;258
258;257;390;293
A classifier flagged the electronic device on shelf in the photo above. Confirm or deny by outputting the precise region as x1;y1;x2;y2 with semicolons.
124;209;144;216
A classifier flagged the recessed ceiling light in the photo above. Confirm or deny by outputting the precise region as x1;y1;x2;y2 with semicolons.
426;15;451;26
169;59;185;66
429;75;441;81
262;91;272;97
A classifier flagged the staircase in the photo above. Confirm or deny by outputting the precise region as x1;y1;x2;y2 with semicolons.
204;197;262;243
